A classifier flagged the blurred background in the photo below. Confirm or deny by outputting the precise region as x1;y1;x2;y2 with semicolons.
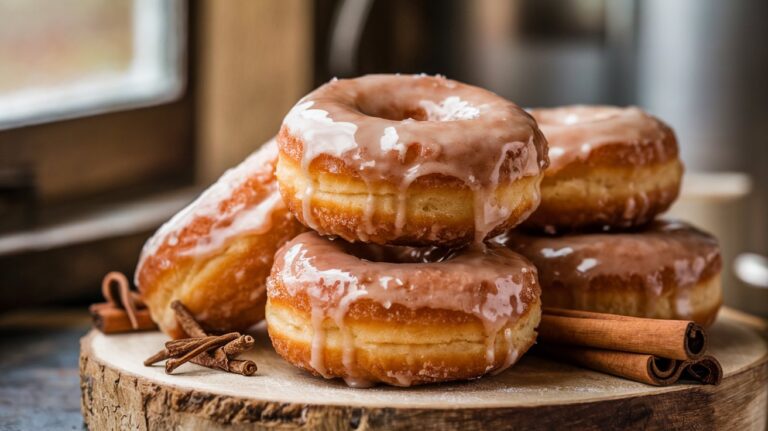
0;0;766;316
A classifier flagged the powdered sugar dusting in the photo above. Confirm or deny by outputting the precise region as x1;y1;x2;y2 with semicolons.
541;247;574;258
379;126;407;160
576;258;598;273
419;96;481;121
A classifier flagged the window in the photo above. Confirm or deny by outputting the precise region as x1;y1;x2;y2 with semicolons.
0;0;185;129
0;0;193;207
0;0;312;313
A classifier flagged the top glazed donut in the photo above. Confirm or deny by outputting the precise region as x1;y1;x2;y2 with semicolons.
276;74;549;246
524;105;683;233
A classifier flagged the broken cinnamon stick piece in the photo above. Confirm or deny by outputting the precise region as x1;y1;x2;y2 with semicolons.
170;300;207;338
228;359;258;376
190;353;258;376
143;349;170;366
540;308;706;360
165;337;217;357
164;333;239;374
90;303;157;334
221;335;255;357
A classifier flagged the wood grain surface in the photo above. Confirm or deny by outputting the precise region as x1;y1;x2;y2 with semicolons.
80;309;768;430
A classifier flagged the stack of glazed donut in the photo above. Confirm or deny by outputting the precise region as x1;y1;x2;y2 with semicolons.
501;105;722;327
135;74;722;388
268;75;548;387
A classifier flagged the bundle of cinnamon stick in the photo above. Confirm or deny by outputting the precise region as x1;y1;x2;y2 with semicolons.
143;300;258;376
536;308;722;386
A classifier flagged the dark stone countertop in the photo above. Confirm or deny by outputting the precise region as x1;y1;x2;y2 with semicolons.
0;309;90;431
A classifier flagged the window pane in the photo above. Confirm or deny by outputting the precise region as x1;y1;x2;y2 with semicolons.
0;0;184;129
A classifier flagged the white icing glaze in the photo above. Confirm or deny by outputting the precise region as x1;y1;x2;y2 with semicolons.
283;101;359;231
530;105;673;174
541;247;573;258
135;140;284;285
673;256;706;319
180;189;283;257
283;101;359;160
576;258;599;273
490;327;519;376
379;126;407;161
418;96;481;121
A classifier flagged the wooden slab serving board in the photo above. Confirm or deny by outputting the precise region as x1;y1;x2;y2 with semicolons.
80;309;768;430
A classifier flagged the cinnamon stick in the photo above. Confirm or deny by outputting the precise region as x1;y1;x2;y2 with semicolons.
226;359;258;376
540;308;706;360
164;333;239;373
101;271;145;329
165;337;215;356
221;335;255;357
147;343;258;376
536;345;722;386
143;349;170;366
89;303;157;334
537;344;680;385
191;353;258;376
143;300;258;376
170;300;207;338
144;337;219;366
681;355;723;385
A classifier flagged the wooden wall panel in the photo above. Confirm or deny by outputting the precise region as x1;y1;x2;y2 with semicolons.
196;0;312;182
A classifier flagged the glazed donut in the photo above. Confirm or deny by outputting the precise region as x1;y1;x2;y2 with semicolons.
276;74;548;246
136;140;306;338
498;220;722;326
266;231;542;387
524;105;683;232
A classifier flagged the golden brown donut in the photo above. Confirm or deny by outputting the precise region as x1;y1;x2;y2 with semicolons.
135;140;306;338
498;220;722;326
276;74;549;246
524;105;683;233
266;231;542;387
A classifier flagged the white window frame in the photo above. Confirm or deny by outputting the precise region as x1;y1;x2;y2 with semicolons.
0;0;186;130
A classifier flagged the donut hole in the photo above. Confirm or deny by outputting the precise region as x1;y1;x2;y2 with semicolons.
355;95;480;122
337;241;461;264
355;98;429;122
